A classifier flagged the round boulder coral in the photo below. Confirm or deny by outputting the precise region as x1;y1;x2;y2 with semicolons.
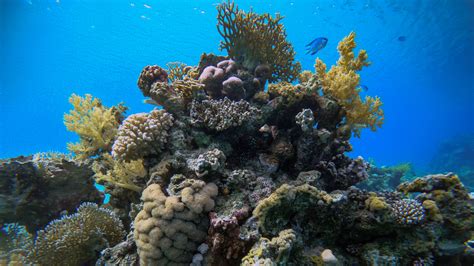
138;65;168;97
112;109;174;161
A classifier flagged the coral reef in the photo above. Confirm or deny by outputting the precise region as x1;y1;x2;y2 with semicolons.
358;162;414;191
112;109;174;161
0;154;102;233
27;202;125;265
64;94;127;160
429;134;474;190
2;2;472;266
216;1;301;82
134;181;218;265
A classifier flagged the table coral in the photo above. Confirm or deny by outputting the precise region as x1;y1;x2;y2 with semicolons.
112;109;174;161
216;1;301;82
134;181;218;265
316;32;384;137
64;94;127;160
27;203;125;265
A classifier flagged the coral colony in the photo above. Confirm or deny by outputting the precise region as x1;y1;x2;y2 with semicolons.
0;2;472;265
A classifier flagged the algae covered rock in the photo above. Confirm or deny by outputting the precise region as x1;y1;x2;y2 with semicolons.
0;154;103;233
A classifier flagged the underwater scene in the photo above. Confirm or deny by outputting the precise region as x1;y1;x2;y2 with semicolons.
1;0;473;265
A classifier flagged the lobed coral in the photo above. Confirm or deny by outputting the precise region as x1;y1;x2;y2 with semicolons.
27;203;125;265
216;1;301;82
134;181;218;265
112;109;174;161
64;94;127;160
316;32;384;137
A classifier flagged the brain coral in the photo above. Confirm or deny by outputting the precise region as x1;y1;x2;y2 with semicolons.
134;181;218;265
112;109;174;161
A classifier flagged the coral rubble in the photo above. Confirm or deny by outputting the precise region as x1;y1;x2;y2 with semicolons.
3;2;472;266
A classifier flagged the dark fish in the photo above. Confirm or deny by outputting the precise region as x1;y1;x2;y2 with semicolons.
359;84;369;92
306;37;328;55
398;36;406;42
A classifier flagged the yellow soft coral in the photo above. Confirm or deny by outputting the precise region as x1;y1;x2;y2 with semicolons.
64;94;126;160
316;32;384;137
92;153;146;192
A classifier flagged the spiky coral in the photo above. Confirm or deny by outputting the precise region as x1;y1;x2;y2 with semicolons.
217;1;301;82
64;94;127;160
316;32;384;137
92;153;147;192
27;203;125;265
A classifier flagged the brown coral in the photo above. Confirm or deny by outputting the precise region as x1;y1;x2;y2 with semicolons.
138;65;168;97
217;1;301;82
112;109;174;161
64;94;127;160
134;181;218;265
316;32;384;137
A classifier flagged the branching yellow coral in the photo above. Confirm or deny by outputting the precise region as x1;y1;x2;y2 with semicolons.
64;94;127;160
268;82;315;106
166;62;199;81
92;153;147;192
316;32;384;137
217;1;301;82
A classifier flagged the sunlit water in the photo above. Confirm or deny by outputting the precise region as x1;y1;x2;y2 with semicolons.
1;0;473;174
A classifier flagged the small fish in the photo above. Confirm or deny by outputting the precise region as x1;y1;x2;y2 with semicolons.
306;37;328;55
398;36;406;42
359;84;369;92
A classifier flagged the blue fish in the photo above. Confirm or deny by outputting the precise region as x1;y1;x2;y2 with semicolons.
306;37;328;55
359;84;369;92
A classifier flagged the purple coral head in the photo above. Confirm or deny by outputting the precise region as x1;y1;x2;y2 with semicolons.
217;59;237;74
199;66;225;85
222;76;245;99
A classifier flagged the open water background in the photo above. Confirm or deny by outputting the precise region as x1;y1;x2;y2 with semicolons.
1;0;473;173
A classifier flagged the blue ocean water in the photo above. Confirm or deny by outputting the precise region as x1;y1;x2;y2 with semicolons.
1;0;473;173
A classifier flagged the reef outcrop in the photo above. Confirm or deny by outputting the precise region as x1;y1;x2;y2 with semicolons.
2;1;472;265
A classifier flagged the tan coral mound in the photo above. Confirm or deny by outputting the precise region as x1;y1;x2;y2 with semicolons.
134;181;218;265
112;109;174;161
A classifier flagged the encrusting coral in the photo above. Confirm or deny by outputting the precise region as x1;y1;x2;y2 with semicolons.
64;94;127;160
26;203;125;265
316;32;384;137
134;181;218;265
216;1;301;82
